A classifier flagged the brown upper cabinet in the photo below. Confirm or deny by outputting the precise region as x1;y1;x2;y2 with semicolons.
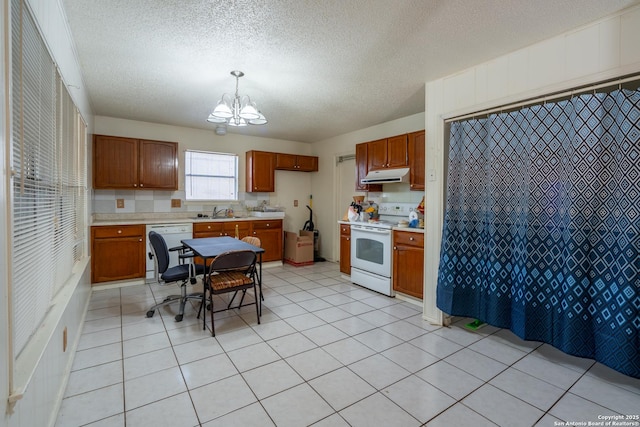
408;130;425;191
246;150;276;192
367;135;408;171
275;153;318;172
247;151;319;192
93;135;178;190
355;143;382;192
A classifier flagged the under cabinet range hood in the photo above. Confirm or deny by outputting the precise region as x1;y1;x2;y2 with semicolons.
360;167;410;184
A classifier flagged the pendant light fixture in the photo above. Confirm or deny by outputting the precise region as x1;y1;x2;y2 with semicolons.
207;70;267;127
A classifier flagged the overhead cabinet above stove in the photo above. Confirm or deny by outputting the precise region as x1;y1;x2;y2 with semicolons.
355;130;424;191
367;134;408;170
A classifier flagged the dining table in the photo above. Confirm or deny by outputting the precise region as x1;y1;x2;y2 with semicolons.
181;236;266;315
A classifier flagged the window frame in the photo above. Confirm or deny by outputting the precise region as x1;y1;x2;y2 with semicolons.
184;149;239;202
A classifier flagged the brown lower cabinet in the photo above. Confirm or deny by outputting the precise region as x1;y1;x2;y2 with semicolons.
192;221;251;239
250;220;283;262
192;221;257;266
91;225;146;283
91;220;284;283
392;230;424;299
339;224;351;274
193;219;283;262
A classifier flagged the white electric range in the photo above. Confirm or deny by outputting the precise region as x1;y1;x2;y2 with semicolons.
349;202;417;296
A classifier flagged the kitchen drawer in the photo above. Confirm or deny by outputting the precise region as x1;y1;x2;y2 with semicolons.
251;220;282;230
393;231;424;247
340;224;350;235
193;222;224;233
92;225;145;238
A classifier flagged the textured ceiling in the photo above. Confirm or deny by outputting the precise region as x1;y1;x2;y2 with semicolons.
61;0;639;143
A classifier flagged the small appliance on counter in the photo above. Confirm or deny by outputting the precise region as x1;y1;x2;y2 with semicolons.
408;211;419;228
347;196;380;222
347;196;364;222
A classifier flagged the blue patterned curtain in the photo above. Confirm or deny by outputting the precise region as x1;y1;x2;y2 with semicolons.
437;88;640;378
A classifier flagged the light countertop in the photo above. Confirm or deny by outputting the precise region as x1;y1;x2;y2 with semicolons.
92;213;283;227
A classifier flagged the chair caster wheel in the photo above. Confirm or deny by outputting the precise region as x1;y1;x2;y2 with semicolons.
190;278;197;284
175;314;183;322
206;304;211;311
146;310;155;318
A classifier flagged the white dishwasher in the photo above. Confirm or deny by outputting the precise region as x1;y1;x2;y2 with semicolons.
146;223;193;280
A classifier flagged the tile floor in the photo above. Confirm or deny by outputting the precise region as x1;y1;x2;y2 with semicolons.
56;262;640;427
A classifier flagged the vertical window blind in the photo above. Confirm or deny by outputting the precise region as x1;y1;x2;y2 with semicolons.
10;0;87;358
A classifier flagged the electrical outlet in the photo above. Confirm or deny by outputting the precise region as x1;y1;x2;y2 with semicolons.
171;199;181;208
294;199;298;207
116;199;125;209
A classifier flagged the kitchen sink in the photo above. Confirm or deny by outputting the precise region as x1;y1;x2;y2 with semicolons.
249;211;285;218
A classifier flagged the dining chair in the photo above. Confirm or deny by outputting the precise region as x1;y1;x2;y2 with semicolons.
240;236;263;311
147;231;205;322
241;236;261;247
200;249;260;336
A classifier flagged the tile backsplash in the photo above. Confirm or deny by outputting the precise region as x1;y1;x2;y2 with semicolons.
92;189;270;215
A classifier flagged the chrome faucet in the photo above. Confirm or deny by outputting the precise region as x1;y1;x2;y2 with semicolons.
213;206;227;218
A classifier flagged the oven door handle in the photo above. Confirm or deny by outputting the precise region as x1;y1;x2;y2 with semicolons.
352;227;391;234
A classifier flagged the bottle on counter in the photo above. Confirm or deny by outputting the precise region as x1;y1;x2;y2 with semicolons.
235;224;239;239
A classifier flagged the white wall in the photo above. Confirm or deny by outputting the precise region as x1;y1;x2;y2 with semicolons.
423;5;640;324
310;113;426;262
2;1;93;426
94;116;315;233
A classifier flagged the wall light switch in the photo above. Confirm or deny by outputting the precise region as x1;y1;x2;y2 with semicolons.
116;199;125;209
294;199;298;207
171;199;181;208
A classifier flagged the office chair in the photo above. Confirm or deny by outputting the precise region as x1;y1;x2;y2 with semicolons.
147;231;205;322
199;250;260;336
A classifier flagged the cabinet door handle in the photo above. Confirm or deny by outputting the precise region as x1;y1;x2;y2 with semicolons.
393;246;397;250
253;231;257;235
409;237;414;241
140;184;143;187
139;238;142;242
133;184;137;187
346;237;350;241
207;226;211;229
117;230;122;234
